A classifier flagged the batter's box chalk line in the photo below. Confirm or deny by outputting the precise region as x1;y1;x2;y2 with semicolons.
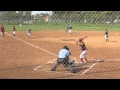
33;61;94;75
80;59;120;75
95;59;120;62
35;69;78;75
48;61;55;63
33;59;117;75
33;60;81;75
33;59;56;70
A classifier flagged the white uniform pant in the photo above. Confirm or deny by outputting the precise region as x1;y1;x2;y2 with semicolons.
105;35;108;39
80;50;87;59
68;29;72;33
13;31;16;35
28;33;31;37
1;32;4;36
1;32;3;35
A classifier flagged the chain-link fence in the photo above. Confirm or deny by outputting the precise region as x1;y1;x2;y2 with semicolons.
0;11;120;79
0;11;120;31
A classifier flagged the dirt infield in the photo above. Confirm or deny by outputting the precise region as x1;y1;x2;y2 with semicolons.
0;30;120;79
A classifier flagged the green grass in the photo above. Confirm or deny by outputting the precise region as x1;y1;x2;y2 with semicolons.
3;22;120;32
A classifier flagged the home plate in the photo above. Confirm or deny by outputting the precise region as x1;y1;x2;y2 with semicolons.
96;60;104;62
48;61;55;63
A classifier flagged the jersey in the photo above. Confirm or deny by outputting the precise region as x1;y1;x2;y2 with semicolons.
13;27;16;31
69;25;72;29
80;42;87;51
105;31;109;38
66;24;70;30
0;25;5;32
28;29;32;33
105;31;108;36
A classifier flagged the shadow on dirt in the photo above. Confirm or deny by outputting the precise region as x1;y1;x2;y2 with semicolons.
73;67;89;73
110;41;118;42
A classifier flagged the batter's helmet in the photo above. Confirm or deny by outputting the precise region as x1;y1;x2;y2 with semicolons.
79;38;83;42
63;45;69;50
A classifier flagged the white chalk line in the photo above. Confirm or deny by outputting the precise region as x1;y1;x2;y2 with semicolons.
5;32;78;76
34;59;120;76
5;33;60;73
81;61;98;75
5;32;58;57
33;58;95;71
35;69;77;75
33;58;77;75
33;59;97;76
33;59;56;70
5;32;76;59
80;59;120;75
103;59;120;62
5;33;120;76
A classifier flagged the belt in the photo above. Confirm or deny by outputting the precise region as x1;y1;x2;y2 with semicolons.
58;58;66;59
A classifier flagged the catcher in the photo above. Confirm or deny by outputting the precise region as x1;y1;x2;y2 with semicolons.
51;45;76;73
76;36;88;65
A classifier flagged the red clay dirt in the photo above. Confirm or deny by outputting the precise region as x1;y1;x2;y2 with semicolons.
0;30;120;79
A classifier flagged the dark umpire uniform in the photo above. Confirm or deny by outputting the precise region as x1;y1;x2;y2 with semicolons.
51;46;76;73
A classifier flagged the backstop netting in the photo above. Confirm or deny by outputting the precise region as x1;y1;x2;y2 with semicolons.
0;11;120;79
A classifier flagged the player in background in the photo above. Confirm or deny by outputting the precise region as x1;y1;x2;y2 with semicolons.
20;23;22;27
66;24;70;32
0;25;5;37
27;28;32;38
66;24;72;34
76;36;88;65
105;29;109;42
68;25;72;34
13;26;16;36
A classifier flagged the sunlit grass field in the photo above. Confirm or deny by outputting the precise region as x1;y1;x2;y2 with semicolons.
3;22;120;32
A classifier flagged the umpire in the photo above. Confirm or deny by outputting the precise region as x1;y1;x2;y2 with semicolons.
51;45;76;73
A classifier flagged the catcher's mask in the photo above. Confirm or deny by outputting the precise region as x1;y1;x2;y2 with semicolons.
63;45;69;50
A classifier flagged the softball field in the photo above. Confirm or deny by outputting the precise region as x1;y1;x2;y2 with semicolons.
0;30;120;79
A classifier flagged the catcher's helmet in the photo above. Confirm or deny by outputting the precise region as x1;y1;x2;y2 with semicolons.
63;45;69;50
